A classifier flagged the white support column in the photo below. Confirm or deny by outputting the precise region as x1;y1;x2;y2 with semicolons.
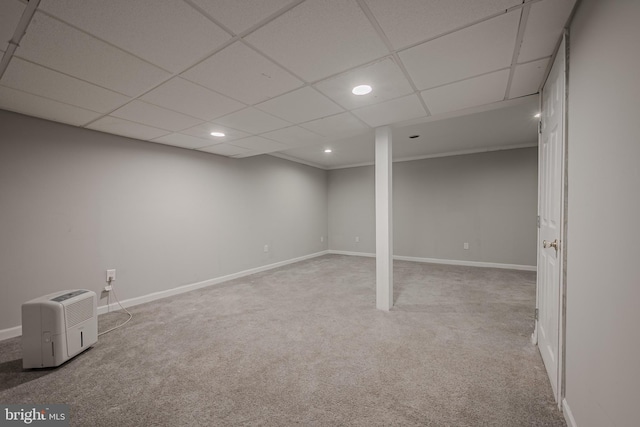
375;126;393;311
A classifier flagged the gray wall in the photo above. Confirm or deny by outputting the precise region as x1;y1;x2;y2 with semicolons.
565;0;640;425
328;148;538;266
0;110;328;331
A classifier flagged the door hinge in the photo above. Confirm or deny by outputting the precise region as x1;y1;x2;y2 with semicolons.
535;308;539;320
538;121;542;134
537;215;540;228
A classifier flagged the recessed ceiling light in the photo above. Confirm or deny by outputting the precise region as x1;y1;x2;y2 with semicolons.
210;131;225;137
324;149;332;153
534;113;541;118
352;85;372;96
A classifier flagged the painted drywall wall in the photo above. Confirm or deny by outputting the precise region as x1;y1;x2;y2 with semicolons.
564;0;640;425
328;148;538;266
328;166;376;254
0;110;328;331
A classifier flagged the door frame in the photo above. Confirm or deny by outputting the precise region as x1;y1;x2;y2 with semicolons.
532;31;569;409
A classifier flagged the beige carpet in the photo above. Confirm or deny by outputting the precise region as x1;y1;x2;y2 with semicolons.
0;255;565;426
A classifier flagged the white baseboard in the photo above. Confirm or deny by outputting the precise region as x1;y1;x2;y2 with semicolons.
98;250;329;314
327;250;375;258
0;325;22;342
328;250;536;271
562;398;577;427
0;250;329;341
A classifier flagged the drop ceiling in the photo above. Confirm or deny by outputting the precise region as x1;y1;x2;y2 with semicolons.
0;0;576;169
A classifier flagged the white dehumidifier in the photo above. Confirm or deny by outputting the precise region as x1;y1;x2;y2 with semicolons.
22;289;98;369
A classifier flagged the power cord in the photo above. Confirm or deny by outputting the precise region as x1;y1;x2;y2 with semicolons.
98;278;132;337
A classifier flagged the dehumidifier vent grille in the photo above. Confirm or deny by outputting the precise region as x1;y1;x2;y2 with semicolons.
65;297;94;328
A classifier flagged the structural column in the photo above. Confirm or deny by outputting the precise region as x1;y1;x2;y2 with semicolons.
375;126;393;311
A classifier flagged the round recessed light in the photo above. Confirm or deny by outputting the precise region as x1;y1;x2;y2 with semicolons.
352;84;372;96
210;131;225;137
324;149;332;153
534;113;541;118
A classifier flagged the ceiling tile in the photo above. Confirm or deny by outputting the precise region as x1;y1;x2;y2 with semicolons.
262;126;325;148
351;94;426;127
16;12;170;96
181;122;250;142
190;0;296;34
213;108;291;134
141;77;245;121
281;131;375;168
39;0;231;72
0;86;101;126
399;11;519;90
111;100;202;132
150;133;215;150
255;86;343;124
0;0;25;52
364;0;521;50
421;69;510;115
314;58;414;110
245;0;389;82
87;116;170;140
300;112;370;138
518;0;576;62
1;58;130;113
182;42;303;105
197;144;251;157
230;136;288;154
509;58;549;98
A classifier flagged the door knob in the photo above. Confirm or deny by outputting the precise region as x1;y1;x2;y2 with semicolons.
543;239;559;251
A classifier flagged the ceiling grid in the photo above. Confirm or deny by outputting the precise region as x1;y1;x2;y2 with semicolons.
0;0;577;168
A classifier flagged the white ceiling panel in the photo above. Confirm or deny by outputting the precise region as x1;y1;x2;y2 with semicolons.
111;100;202;132
190;0;296;35
255;86;343;124
399;11;520;90
364;0;521;50
39;0;231;73
141;77;245;121
182;42;303;105
421;69;510;115
351;94;426;128
87;116;170;140
281;131;375;168
301;112;370;139
518;0;576;63
150;133;214;149
230;136;288;154
1;58;130;113
0;0;25;52
0;86;101;126
245;0;389;82
197;143;251;157
181;122;250;143
16;12;170;96
262;126;325;147
509;58;549;98
213;108;290;134
314;58;414;110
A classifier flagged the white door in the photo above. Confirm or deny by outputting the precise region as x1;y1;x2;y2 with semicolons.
536;37;566;403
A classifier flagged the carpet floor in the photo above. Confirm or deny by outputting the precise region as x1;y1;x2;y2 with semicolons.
0;255;566;426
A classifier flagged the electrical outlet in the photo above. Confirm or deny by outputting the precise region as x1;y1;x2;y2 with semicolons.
263;244;269;253
463;243;469;250
106;269;116;282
